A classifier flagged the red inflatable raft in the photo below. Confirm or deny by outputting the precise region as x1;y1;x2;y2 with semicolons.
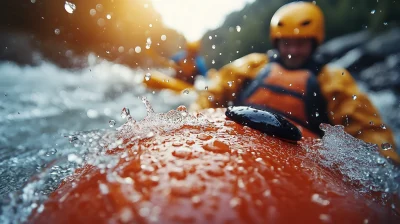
29;104;400;224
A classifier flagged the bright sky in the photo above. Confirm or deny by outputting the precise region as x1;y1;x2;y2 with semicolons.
151;0;255;41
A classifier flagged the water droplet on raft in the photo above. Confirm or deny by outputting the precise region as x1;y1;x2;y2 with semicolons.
172;147;192;158
54;29;60;35
197;133;213;141
109;120;116;127
106;14;112;20
313;92;317;96
204;86;208;90
381;142;392;151
288;54;292;59
121;107;130;119
369;121;374;125
315;112;319;117
170;181;206;198
227;81;233;87
172;142;183;147
319;214;331;222
183;89;190;94
381;124;387;129
168;167;186;179
161;34;167;41
332;96;336;100
191;195;202;206
139;207;151;217
371;9;376;14
99;183;109;194
208;95;214;101
203;140;230;153
311;194;330;206
186;139;195;145
120;208;133;223
263;189;271;197
212;60;215;64
144;73;151;81
212;45;216;49
352;95;357;100
229;197;241;208
224;120;236;127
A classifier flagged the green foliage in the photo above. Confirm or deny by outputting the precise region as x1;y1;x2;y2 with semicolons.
201;0;400;69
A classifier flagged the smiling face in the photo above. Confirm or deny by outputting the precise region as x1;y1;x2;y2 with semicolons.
277;38;314;69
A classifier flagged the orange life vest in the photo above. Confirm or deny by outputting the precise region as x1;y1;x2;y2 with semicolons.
238;62;329;136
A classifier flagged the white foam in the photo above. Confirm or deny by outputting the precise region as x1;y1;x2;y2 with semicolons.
304;124;400;195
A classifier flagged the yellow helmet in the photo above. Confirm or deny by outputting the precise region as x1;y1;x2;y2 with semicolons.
186;41;201;53
270;2;325;45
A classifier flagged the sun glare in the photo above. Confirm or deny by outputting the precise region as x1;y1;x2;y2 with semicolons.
151;0;255;41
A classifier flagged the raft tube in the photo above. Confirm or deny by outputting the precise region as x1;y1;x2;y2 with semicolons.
30;107;400;224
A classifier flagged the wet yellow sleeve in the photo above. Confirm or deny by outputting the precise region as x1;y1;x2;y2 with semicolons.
318;66;400;163
190;53;268;111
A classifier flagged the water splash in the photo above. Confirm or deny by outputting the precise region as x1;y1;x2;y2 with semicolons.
0;98;211;223
303;124;400;195
117;97;211;142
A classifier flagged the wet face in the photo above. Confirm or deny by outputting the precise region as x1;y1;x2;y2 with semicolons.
277;38;314;69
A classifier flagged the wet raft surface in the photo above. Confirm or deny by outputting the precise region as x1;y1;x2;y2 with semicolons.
30;108;399;224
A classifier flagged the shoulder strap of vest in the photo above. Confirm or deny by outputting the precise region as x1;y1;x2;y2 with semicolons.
237;63;272;104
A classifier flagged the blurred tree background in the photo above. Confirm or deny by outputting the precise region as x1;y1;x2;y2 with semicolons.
0;0;184;68
0;0;399;69
200;0;400;69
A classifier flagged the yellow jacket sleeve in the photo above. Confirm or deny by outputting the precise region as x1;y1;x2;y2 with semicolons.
190;53;268;111
318;66;400;163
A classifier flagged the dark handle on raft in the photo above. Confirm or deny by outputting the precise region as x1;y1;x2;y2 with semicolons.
225;106;302;142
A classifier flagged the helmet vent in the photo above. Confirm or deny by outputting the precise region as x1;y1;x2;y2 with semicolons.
278;21;284;27
301;20;311;26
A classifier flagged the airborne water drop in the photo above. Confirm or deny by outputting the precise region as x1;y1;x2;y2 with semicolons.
109;120;116;127
64;1;76;14
381;142;392;151
121;107;130;119
145;73;151;81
